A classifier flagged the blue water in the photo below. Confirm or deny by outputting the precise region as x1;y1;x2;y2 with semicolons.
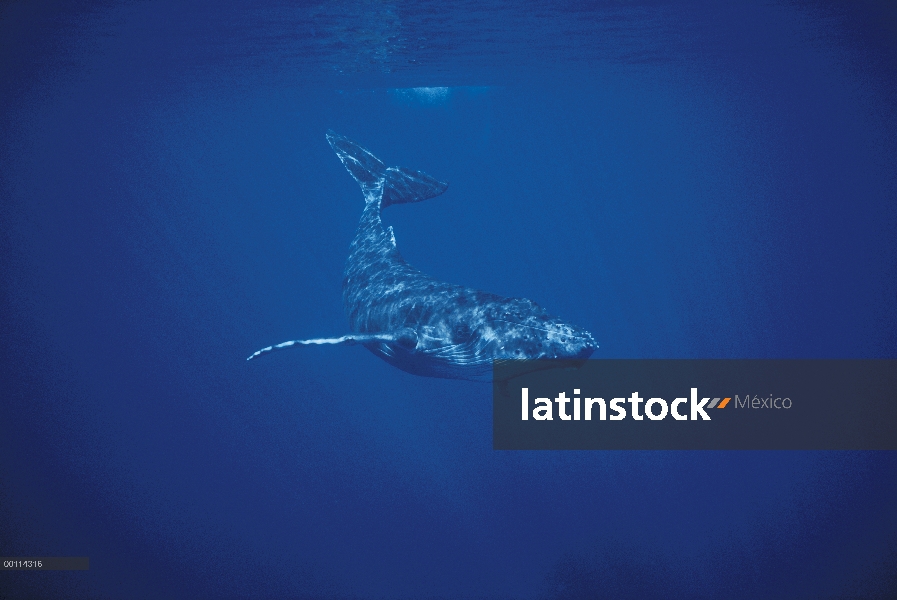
2;2;896;598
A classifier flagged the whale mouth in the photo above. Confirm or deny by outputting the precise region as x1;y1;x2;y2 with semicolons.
573;345;596;360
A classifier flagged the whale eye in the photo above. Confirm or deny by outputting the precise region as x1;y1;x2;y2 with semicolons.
453;323;472;340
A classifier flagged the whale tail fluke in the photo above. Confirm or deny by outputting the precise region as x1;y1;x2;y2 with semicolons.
326;130;448;208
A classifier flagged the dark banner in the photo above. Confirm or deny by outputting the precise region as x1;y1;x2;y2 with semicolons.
1;557;89;571
493;360;897;450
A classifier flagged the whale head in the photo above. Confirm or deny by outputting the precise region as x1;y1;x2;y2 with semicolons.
493;319;596;361
484;299;597;362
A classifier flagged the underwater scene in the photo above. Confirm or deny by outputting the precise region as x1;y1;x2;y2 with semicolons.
1;1;896;598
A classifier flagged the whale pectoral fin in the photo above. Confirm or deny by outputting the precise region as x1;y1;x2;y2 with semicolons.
246;330;417;361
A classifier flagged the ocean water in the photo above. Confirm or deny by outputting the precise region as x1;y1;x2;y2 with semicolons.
1;1;896;598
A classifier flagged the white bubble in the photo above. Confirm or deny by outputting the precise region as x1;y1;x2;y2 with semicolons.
390;86;451;104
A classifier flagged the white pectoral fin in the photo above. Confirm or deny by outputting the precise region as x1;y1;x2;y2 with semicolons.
246;329;416;361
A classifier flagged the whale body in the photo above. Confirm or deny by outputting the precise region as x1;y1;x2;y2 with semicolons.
248;131;596;381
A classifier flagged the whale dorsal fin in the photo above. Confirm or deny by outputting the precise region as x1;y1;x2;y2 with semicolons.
247;329;417;361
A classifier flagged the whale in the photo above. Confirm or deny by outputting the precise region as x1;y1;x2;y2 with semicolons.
247;131;596;381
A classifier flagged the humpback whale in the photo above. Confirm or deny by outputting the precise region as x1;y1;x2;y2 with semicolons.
247;131;596;381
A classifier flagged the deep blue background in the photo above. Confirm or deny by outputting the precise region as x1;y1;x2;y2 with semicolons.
2;1;896;598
